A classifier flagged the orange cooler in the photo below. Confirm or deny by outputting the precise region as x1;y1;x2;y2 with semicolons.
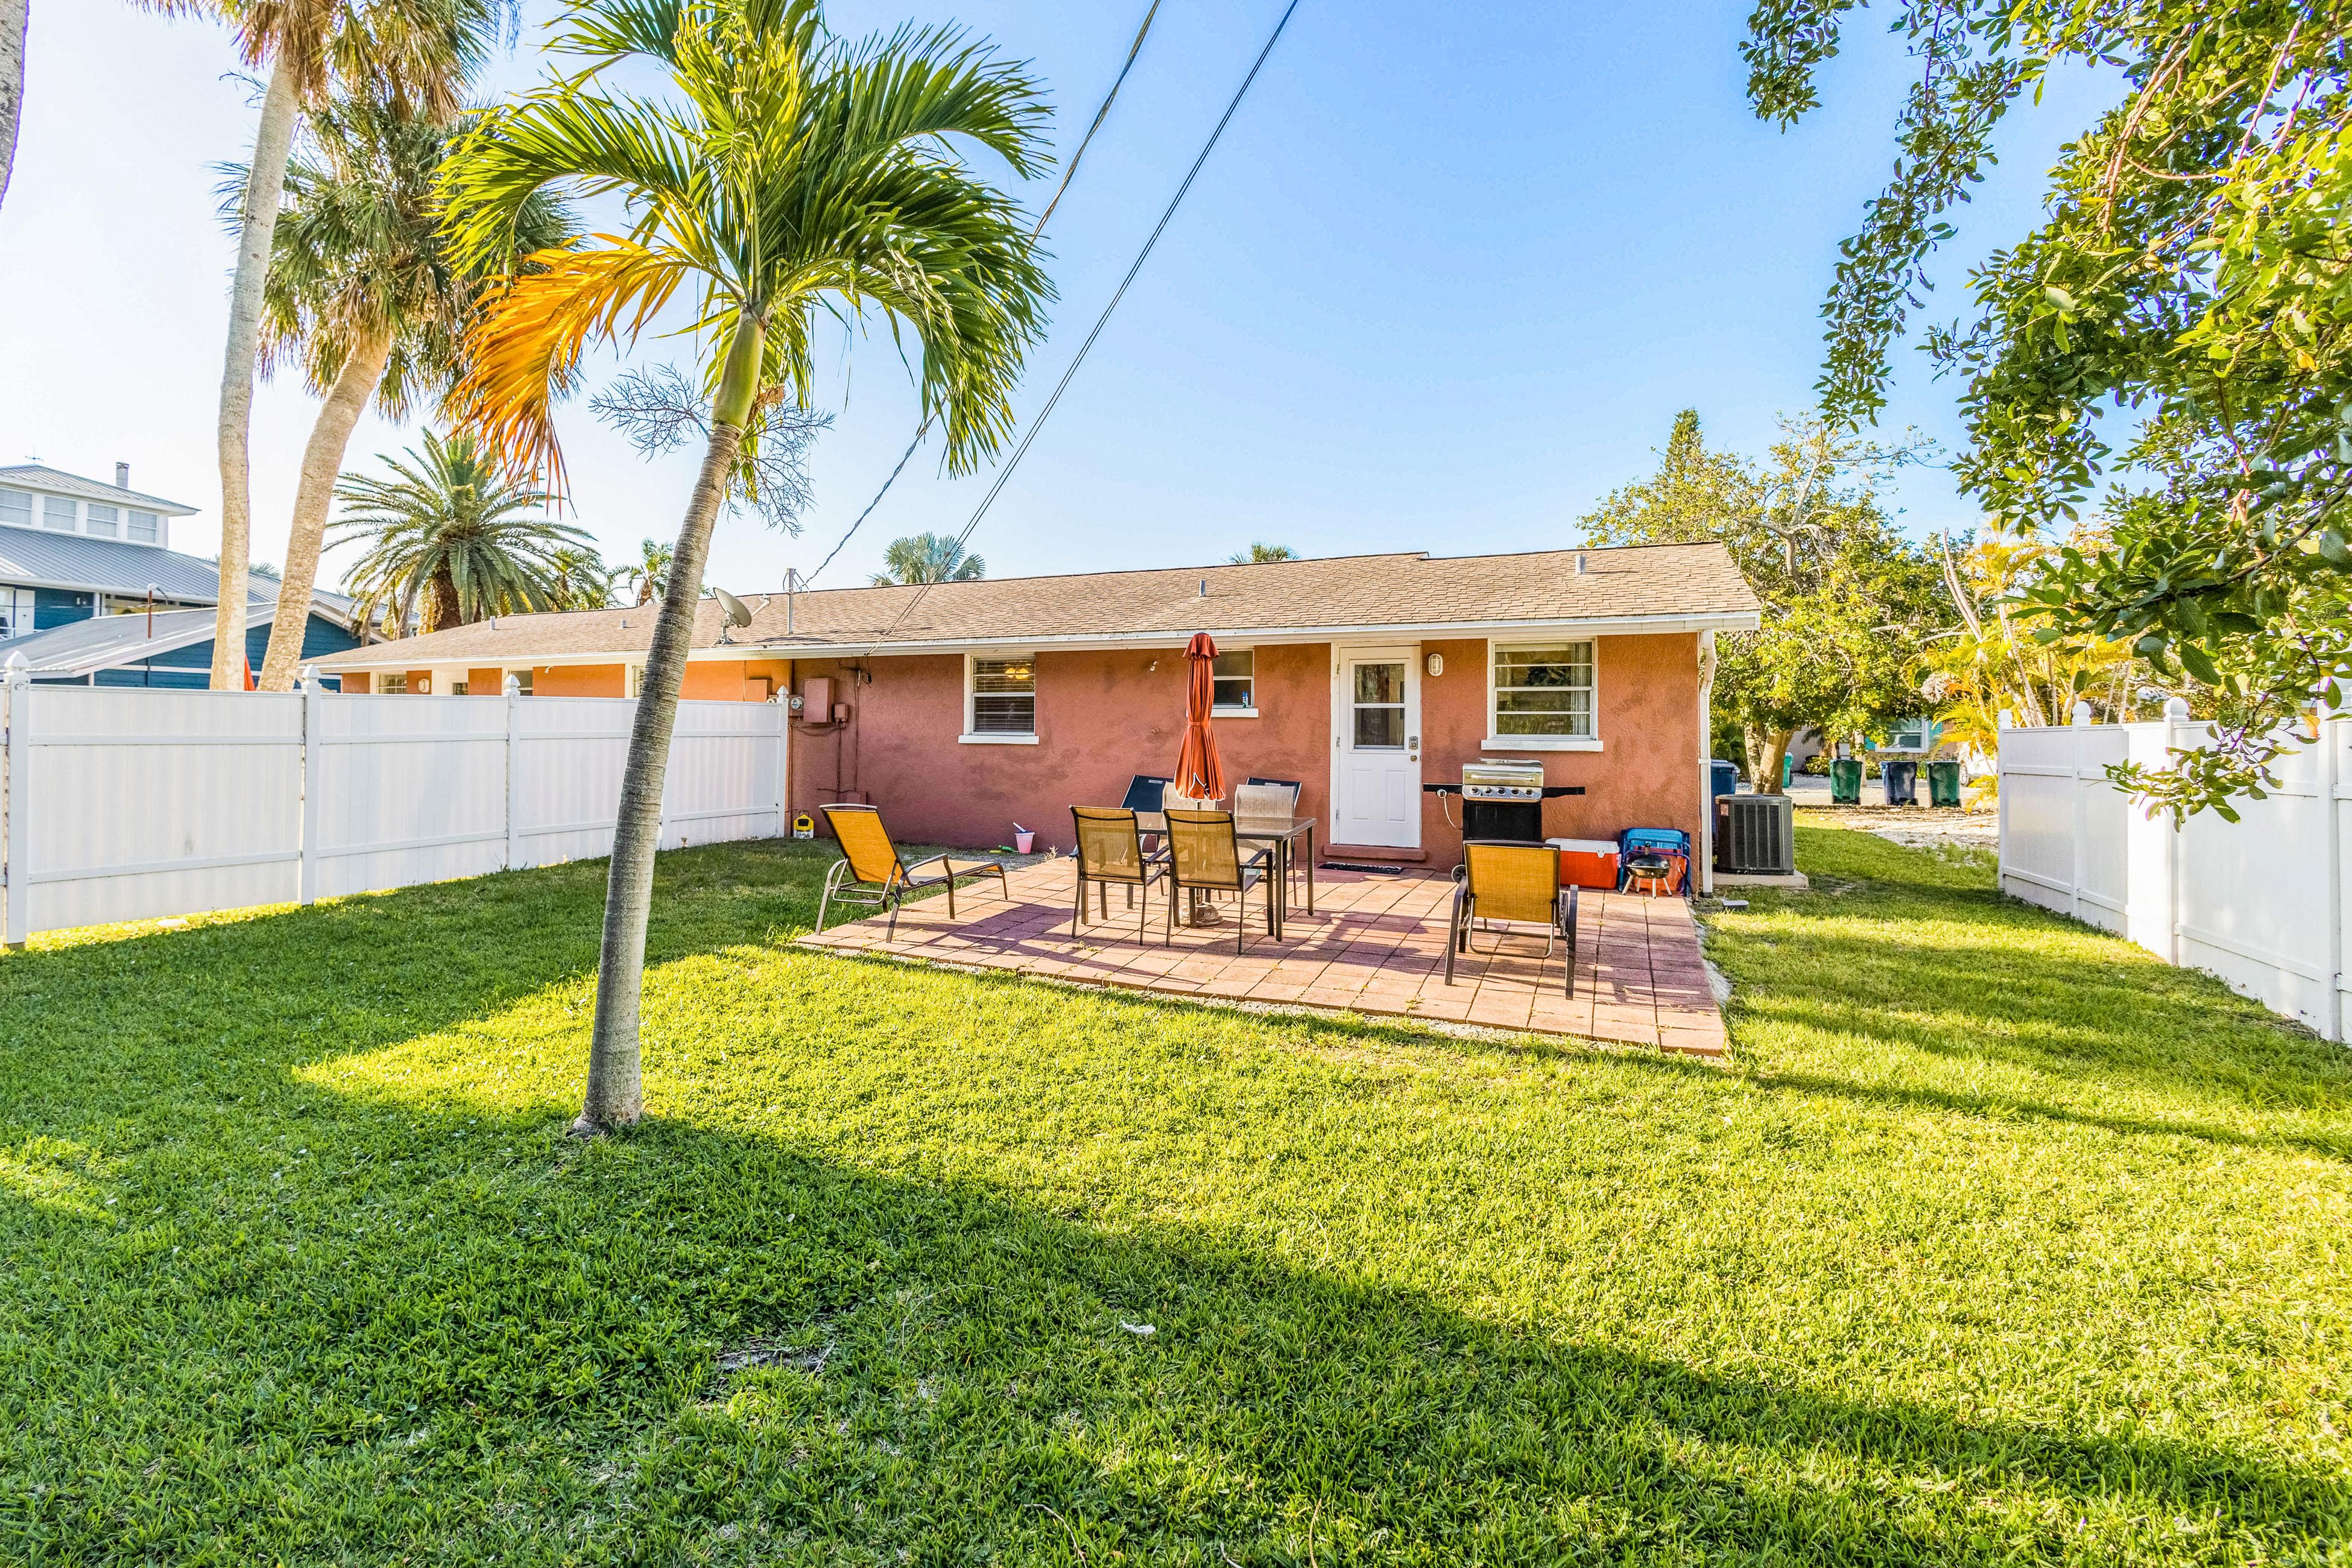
1549;837;1619;891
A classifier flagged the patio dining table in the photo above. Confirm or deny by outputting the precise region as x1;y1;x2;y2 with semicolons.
1137;810;1317;928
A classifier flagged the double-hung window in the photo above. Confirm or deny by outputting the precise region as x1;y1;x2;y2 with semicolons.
1211;649;1256;714
1491;640;1597;743
85;504;118;538
41;496;75;531
128;510;160;543
379;672;408;694
966;655;1036;739
0;488;30;528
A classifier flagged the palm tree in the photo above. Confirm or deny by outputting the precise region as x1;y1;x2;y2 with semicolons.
545;546;614;610
1227;543;1297;564
621;539;673;605
872;532;983;586
442;0;1052;1134
136;0;503;689
245;91;572;690
1;0;25;214
334;429;595;634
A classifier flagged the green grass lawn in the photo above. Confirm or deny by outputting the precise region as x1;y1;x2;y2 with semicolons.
2;824;2347;1564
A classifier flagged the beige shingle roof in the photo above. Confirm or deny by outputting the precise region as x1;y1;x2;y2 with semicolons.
317;543;1759;669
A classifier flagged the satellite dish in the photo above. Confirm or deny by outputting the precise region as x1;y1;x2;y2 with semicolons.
712;586;753;641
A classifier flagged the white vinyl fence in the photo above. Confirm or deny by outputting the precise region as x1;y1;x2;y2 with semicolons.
1999;707;2352;1043
1;670;787;944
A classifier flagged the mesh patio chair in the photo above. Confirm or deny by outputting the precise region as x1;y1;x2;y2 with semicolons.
1236;779;1306;907
816;803;1010;940
1444;839;1579;997
1070;806;1169;941
1163;808;1279;953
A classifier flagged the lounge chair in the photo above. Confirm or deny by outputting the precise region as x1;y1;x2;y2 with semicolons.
1163;808;1279;953
1070;806;1169;940
1444;839;1579;996
816;803;1010;939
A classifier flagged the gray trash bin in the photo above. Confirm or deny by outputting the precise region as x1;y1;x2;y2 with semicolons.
1882;758;1918;806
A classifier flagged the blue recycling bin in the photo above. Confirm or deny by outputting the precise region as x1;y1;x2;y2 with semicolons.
1709;758;1739;801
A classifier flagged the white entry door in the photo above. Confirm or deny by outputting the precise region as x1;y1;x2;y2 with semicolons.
1330;647;1420;847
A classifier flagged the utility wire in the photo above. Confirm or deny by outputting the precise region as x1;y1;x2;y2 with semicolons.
801;0;1163;587
848;0;1303;659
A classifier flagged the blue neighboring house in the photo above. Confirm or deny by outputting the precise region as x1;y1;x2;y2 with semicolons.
0;462;361;686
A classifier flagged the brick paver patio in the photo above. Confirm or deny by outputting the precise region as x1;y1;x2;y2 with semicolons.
798;858;1727;1056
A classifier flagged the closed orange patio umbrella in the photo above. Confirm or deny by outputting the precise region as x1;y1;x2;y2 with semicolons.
1172;632;1228;802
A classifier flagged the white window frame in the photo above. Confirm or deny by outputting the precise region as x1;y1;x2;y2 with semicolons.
0;587;34;639
84;503;118;538
507;668;534;696
40;496;76;531
379;672;409;695
1210;646;1259;718
961;651;1039;744
128;510;160;544
1484;637;1604;753
0;488;32;529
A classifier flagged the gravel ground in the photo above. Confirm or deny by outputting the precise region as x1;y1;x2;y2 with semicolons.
1796;804;1999;851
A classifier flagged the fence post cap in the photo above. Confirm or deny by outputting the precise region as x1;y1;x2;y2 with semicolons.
2070;700;2096;727
2163;695;2192;721
503;673;521;697
1996;707;2014;729
2;651;28;676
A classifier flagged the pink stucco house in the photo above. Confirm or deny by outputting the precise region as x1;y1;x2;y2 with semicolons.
317;543;1760;882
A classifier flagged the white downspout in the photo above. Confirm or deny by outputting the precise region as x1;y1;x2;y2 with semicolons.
1696;630;1716;896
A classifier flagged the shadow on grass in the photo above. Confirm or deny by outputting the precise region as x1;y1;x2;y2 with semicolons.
5;1060;2345;1563
4;833;2347;1558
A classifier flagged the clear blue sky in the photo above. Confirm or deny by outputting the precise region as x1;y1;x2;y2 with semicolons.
1;1;2116;595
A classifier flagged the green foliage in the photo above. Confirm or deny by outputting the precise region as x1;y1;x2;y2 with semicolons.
1227;542;1299;563
333;429;596;632
542;546;614;610
871;531;984;586
1747;0;2352;818
1;829;2348;1558
622;537;674;604
1583;410;1947;777
241;92;572;420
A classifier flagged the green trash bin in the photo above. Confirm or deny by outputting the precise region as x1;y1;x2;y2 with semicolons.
1781;753;1795;789
1927;759;1962;808
1829;757;1863;805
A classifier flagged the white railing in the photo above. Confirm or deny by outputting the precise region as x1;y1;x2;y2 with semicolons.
1;668;788;943
1997;706;2350;1043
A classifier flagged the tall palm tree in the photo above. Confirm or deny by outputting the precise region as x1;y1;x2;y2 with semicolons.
545;546;614;610
442;0;1052;1134
621;539;673;605
872;531;983;586
0;0;25;214
245;92;572;689
334;429;595;634
1227;542;1297;563
137;0;503;689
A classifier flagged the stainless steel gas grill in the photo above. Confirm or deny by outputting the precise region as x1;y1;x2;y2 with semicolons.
1459;758;1549;841
1422;762;1585;844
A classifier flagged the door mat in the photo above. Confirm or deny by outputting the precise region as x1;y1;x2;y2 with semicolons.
1322;861;1405;874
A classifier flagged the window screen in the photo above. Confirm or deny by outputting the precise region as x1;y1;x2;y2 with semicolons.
970;657;1035;733
128;510;159;543
1212;649;1255;710
1493;642;1595;737
42;496;75;531
0;489;30;528
85;504;118;537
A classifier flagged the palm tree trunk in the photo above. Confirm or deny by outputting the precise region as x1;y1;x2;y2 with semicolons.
0;0;28;215
211;58;299;691
259;323;394;691
577;315;763;1135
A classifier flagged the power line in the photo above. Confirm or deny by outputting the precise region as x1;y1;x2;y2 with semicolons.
849;0;1303;659
801;1;1163;588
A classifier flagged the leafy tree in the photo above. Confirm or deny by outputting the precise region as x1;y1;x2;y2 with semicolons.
1228;543;1298;563
1745;0;2352;818
621;539;673;605
1582;409;1946;789
334;429;595;633
441;0;1053;1134
872;532;984;586
544;546;613;610
138;0;505;688
242;90;571;690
